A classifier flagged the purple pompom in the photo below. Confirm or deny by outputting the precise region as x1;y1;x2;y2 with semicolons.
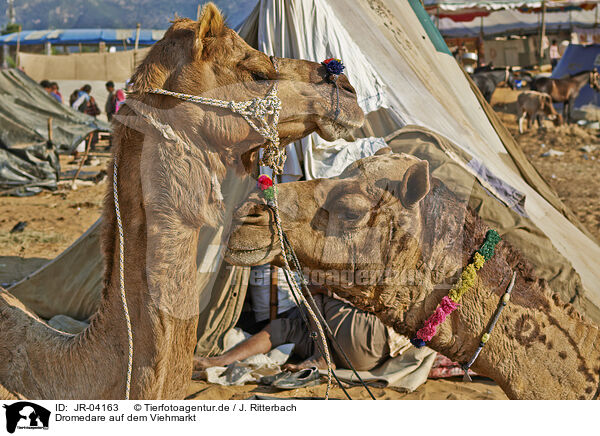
410;337;426;348
322;58;345;76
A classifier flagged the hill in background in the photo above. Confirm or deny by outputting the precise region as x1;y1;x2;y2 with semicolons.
3;0;258;30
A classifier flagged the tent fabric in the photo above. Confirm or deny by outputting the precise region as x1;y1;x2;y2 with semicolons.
0;143;60;195
424;1;599;16
551;43;600;116
19;48;151;82
432;8;599;37
8;220;103;320
0;68;110;153
0;28;165;46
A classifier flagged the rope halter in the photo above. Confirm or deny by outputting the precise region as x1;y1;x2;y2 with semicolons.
147;56;286;174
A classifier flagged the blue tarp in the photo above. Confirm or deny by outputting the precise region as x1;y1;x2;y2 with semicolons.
0;28;165;46
552;43;600;112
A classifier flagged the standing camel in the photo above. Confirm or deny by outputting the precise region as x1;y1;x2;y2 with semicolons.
0;4;364;400
226;152;600;400
532;70;600;123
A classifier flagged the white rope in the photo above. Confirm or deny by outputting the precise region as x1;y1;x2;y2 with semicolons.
147;58;286;173
113;160;133;400
270;184;333;399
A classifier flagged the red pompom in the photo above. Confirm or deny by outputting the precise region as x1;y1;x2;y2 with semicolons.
257;175;273;190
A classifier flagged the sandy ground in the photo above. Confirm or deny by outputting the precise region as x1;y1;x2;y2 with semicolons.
185;377;506;400
4;87;599;400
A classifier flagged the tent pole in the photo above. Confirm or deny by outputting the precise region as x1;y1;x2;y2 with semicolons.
134;23;141;51
539;0;547;67
436;5;440;29
15;25;21;69
2;44;8;69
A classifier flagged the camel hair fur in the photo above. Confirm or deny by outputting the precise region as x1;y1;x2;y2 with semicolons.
226;150;600;400
0;3;364;400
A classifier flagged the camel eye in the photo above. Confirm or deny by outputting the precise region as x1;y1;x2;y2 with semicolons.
251;71;269;81
339;210;365;221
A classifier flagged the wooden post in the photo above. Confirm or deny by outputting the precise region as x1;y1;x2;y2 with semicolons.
72;133;94;188
269;265;279;321
539;0;547;67
134;23;141;51
197;3;202;20
15;25;21;68
47;117;53;144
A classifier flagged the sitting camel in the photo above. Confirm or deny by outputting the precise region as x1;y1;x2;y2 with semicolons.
0;4;363;400
226;151;600;400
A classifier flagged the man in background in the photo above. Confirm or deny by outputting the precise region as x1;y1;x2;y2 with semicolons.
105;80;125;121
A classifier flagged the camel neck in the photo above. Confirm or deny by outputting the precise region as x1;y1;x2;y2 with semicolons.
79;145;204;399
412;191;600;399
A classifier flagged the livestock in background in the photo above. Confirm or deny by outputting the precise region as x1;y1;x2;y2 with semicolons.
517;90;562;134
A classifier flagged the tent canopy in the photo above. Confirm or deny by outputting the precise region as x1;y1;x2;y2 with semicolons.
426;1;600;37
425;1;599;21
0;28;166;46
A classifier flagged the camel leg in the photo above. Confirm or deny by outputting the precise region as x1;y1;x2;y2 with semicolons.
518;112;526;134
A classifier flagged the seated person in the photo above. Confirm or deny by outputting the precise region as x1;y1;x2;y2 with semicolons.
194;286;407;372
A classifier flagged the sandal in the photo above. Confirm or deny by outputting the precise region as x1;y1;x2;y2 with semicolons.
259;370;291;386
272;367;321;389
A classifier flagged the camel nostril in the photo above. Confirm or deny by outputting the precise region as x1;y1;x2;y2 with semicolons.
235;203;271;225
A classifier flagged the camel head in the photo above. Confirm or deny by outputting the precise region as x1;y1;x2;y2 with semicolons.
124;3;364;162
226;150;433;298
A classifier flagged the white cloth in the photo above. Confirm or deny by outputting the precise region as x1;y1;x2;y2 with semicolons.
204;328;294;386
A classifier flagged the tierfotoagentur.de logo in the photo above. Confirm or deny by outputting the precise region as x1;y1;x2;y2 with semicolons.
3;402;50;433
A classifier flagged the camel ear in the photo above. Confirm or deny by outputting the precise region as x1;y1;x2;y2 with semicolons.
374;147;392;156
399;161;430;209
197;3;225;41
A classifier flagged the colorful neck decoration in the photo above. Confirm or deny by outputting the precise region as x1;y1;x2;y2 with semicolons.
410;230;501;348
